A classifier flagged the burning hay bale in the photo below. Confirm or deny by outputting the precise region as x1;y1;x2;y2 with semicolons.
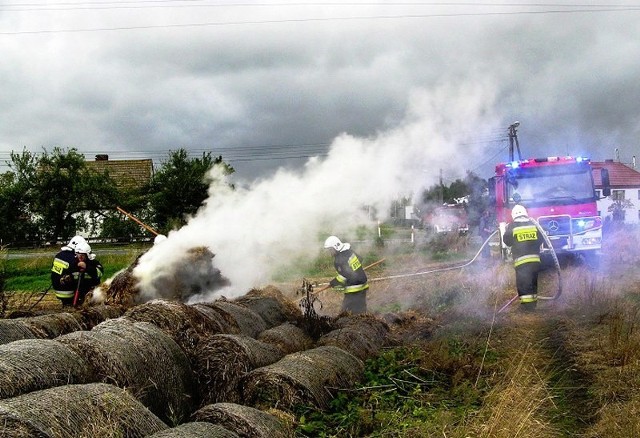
234;286;301;328
124;299;226;356
57;317;196;424
0;339;92;399
257;322;313;354
193;334;285;405
146;421;240;438
0;383;168;438
241;346;364;411
97;253;144;306
202;300;268;338
317;314;392;361
193;402;294;438
192;303;236;333
0;320;37;345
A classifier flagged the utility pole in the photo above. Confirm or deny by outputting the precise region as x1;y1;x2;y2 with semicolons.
439;168;444;205
508;121;522;161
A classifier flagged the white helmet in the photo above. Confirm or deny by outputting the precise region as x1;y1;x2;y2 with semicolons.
511;205;528;220
324;235;343;251
68;235;87;251
75;241;92;255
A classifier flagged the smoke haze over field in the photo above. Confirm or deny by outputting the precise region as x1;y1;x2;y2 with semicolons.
133;85;500;300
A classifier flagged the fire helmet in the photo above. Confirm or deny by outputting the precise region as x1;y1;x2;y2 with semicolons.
75;241;92;255
511;205;528;220
154;234;167;245
68;235;87;251
324;235;344;252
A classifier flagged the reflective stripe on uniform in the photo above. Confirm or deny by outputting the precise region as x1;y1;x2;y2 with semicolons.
335;274;347;284
519;294;538;303
514;254;541;267
55;290;74;299
344;283;369;294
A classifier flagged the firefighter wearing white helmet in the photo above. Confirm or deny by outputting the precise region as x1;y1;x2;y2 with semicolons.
502;205;545;311
323;235;369;314
72;241;104;306
51;237;84;306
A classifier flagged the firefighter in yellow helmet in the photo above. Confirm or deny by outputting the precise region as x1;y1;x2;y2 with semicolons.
323;235;369;314
502;205;545;311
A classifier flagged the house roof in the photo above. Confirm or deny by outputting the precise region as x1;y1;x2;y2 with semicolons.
86;157;153;191
591;160;640;189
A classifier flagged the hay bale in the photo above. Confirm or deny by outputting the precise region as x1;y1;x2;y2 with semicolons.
317;314;391;361
203;300;268;338
14;313;83;339
241;346;364;411
0;320;37;345
234;287;301;328
124;300;225;355
192;303;236;333
193;402;293;438
194;334;285;405
146;421;240;438
257;323;313;355
0;383;168;438
57;317;196;424
0;339;92;400
76;304;126;330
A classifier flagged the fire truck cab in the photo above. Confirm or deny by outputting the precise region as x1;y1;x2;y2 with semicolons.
489;156;610;262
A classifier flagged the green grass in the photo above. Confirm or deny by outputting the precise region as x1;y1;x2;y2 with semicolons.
1;245;147;293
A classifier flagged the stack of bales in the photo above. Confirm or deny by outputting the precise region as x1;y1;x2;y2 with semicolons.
57;317;196;424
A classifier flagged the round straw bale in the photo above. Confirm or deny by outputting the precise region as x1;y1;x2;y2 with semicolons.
146;421;240;438
0;382;168;438
194;334;285;405
192;303;235;333
317;314;391;361
234;287;301;328
13;313;83;339
204;300;268;338
193;402;293;438
0;339;92;400
257;323;313;354
0;320;37;345
124;299;225;355
76;304;126;330
57;317;196;424
241;346;364;411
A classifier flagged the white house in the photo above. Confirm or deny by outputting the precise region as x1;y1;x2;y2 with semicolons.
592;159;640;224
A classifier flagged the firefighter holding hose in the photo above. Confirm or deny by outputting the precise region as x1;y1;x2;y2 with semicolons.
322;235;369;314
502;205;545;312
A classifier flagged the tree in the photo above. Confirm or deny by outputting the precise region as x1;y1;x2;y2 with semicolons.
3;147;120;243
145;149;234;232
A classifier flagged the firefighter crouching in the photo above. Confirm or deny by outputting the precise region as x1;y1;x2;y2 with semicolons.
73;242;104;307
323;235;369;314
502;205;544;312
51;236;86;308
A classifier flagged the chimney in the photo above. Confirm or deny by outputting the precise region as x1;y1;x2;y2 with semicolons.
633;156;637;169
95;154;109;161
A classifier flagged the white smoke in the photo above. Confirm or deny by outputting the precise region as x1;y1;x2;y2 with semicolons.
133;83;501;302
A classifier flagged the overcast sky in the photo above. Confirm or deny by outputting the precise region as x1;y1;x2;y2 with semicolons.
2;1;640;186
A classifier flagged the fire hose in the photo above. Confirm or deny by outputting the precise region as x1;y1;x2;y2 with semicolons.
301;224;562;314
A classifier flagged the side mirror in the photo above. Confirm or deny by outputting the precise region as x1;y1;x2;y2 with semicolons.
601;168;611;197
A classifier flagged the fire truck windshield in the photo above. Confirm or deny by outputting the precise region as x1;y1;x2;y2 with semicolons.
507;164;595;205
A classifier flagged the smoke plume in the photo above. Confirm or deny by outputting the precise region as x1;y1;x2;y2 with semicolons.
133;83;500;302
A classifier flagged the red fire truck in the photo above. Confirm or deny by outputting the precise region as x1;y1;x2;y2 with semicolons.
489;156;610;261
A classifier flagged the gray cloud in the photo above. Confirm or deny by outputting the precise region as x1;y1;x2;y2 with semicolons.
2;3;640;181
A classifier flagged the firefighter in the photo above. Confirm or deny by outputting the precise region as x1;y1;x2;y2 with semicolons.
51;235;87;307
73;241;104;306
502;205;544;311
323;235;369;314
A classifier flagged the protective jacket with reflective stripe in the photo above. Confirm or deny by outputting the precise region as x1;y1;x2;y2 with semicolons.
503;218;544;266
330;249;369;294
51;249;78;297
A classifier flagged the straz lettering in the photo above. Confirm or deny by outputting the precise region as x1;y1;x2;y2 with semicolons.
516;231;537;242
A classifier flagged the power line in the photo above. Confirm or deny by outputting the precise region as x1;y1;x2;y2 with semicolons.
2;6;639;34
